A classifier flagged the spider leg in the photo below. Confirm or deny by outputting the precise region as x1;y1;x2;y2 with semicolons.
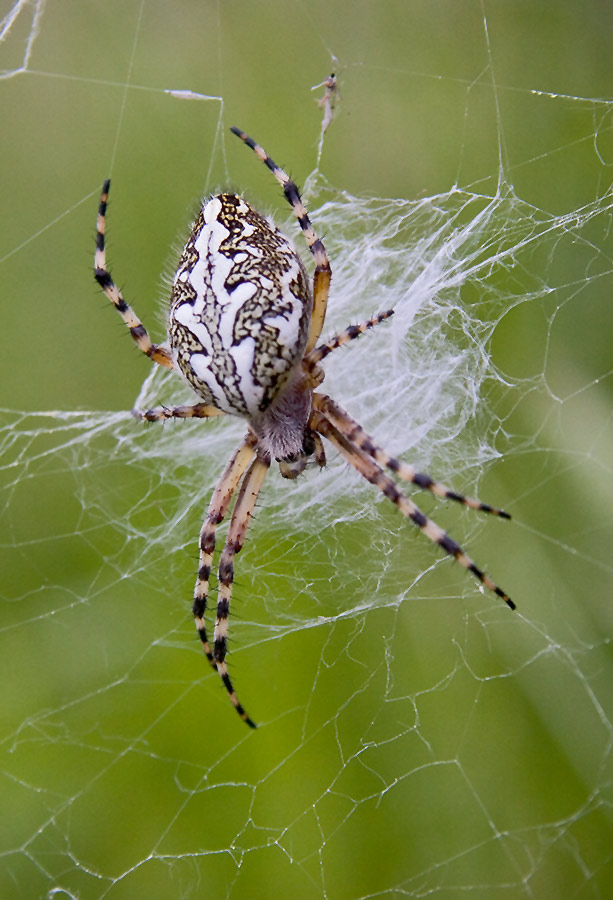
306;309;395;368
193;434;257;672
230;127;331;353
313;394;510;518
311;409;514;609
94;180;174;369
132;403;225;423
214;453;270;728
312;431;327;468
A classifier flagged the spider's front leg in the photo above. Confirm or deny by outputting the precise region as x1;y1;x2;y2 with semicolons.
313;394;510;518
193;435;256;670
213;453;270;728
311;409;514;609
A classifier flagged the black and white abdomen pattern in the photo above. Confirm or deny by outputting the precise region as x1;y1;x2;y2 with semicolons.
169;193;313;418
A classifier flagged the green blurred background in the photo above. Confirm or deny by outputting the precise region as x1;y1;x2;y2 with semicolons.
1;1;612;898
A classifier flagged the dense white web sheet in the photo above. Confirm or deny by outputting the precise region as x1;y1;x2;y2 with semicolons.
1;2;612;898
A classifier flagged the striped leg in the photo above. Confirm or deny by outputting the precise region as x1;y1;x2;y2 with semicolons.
132;403;225;423
313;394;510;518
306;310;395;368
94;180;174;369
214;454;270;728
193;435;257;673
311;410;514;609
230;127;331;352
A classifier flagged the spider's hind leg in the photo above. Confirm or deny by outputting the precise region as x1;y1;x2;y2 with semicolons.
94;180;175;370
230;126;331;352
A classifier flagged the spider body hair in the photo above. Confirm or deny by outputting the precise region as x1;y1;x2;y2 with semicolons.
249;367;314;474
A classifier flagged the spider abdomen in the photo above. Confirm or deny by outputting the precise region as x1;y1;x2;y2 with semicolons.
169;193;313;418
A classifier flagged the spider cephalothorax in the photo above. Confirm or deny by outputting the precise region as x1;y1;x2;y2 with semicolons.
94;126;513;728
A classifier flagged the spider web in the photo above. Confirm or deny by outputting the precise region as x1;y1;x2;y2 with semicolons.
1;1;612;898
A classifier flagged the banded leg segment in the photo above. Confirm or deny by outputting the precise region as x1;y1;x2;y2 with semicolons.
132;403;225;423
306;309;395;368
313;394;510;519
214;454;270;728
311;410;514;609
230;127;331;353
94;180;174;369
193;435;257;668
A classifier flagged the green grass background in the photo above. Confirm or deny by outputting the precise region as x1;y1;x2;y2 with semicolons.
1;1;612;898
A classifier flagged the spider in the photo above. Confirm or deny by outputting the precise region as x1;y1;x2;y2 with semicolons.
94;126;513;728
